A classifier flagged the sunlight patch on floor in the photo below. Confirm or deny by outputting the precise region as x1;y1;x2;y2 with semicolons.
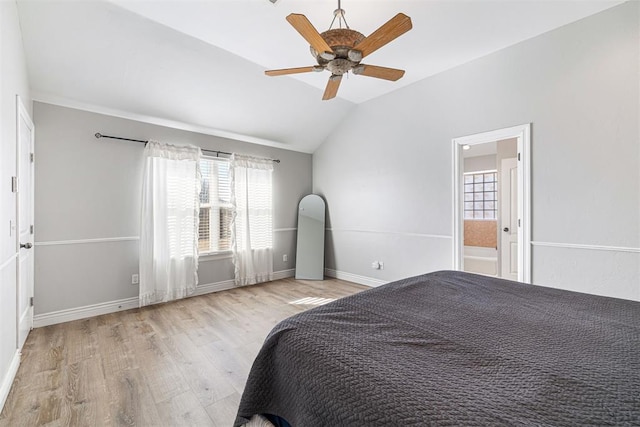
288;297;336;306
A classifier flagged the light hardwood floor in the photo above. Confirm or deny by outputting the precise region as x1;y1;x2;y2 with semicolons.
0;277;366;427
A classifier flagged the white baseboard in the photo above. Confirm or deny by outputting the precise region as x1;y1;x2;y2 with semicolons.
324;268;388;288
33;269;296;328
273;269;295;280
0;350;20;413
33;296;139;328
193;279;236;296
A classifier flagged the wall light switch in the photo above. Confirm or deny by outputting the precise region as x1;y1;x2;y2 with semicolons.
371;261;380;270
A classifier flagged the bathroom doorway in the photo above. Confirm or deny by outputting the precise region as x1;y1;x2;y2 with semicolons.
452;124;531;283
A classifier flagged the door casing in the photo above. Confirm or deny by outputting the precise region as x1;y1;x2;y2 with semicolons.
452;124;531;283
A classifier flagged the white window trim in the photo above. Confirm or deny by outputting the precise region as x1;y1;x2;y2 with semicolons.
199;250;233;261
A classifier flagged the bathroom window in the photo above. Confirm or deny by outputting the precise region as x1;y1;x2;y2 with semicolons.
463;171;497;219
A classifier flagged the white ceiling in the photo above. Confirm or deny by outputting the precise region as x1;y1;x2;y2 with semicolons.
16;0;623;153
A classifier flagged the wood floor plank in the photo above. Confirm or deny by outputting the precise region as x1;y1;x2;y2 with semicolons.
155;390;215;426
140;362;190;406
201;340;253;394
205;392;242;427
96;322;137;376
0;277;366;426
163;333;237;407
66;318;99;365
104;369;139;426
144;306;183;339
35;390;63;425
62;357;106;426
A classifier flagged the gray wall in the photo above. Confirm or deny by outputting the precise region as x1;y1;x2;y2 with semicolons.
0;0;31;404
33;102;311;314
313;2;639;301
464;155;496;173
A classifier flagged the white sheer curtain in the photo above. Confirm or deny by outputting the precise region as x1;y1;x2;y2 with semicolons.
139;141;202;307
230;154;274;286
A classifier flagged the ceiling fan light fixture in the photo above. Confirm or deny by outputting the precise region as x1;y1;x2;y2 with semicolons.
352;64;365;75
347;49;362;62
265;2;412;100
319;51;337;61
312;28;365;69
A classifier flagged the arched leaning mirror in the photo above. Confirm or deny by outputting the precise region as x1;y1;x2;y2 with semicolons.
295;195;326;280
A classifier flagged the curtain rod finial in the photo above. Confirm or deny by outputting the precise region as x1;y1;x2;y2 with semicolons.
95;133;102;139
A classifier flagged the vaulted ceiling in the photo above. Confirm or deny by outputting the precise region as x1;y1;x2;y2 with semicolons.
16;0;622;153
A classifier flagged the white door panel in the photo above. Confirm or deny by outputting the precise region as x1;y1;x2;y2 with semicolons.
509;242;518;276
17;97;34;350
500;158;518;281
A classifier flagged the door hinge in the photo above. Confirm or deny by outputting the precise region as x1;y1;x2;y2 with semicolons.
517;153;521;161
30;297;34;307
11;176;17;193
518;219;521;227
30;225;34;234
30;153;34;163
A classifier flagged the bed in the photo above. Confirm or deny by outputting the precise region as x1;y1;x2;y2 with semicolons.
235;270;640;426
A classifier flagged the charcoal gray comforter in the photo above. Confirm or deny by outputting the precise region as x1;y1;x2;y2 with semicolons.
235;270;640;426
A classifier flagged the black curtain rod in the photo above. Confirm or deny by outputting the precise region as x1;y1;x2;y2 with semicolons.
94;133;280;163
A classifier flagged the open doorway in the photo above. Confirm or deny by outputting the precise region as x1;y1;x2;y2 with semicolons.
452;124;531;283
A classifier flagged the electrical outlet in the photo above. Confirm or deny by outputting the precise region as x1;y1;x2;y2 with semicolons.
131;274;139;285
371;261;380;270
283;254;288;262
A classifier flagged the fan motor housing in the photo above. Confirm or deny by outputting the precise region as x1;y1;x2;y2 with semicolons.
310;28;365;75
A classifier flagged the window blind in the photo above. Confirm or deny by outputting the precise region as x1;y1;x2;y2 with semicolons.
199;157;232;253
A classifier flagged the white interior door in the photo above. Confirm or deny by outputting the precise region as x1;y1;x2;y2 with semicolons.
500;157;518;281
17;98;34;349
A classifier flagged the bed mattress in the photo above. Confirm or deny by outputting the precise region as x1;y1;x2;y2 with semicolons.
235;270;640;426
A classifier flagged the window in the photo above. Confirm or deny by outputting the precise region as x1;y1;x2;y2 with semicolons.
199;157;232;253
464;171;497;219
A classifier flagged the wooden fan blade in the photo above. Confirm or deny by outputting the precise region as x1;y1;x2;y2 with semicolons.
286;14;334;58
354;65;405;81
322;75;342;100
357;13;412;58
265;66;316;76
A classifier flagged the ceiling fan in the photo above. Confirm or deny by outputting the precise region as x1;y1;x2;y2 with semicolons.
265;1;412;100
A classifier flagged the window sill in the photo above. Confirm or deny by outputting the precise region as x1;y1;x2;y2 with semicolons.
199;251;233;261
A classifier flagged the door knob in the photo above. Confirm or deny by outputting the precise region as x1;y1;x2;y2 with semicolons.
503;227;509;232
20;242;33;249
